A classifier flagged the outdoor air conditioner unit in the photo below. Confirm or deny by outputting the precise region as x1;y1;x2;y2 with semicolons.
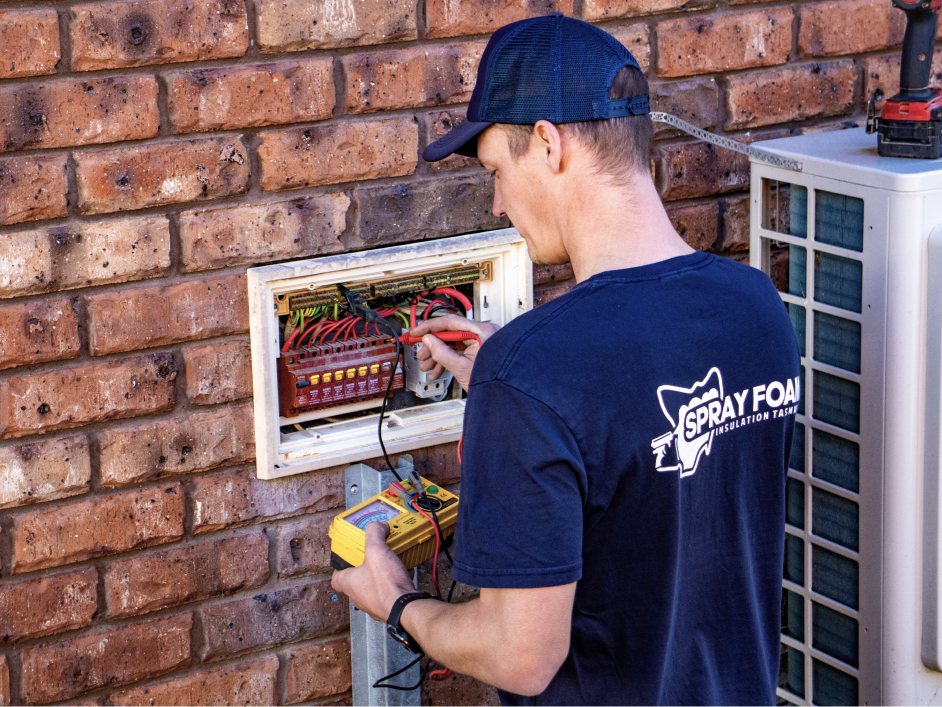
750;127;942;705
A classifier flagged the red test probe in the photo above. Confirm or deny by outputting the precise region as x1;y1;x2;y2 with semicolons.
399;331;481;347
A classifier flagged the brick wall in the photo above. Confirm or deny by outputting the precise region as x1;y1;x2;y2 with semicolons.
0;0;938;704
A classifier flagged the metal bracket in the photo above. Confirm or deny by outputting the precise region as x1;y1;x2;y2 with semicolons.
650;112;804;172
346;457;422;706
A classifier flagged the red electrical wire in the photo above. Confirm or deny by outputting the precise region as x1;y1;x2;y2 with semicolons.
410;500;442;600
431;287;472;315
297;320;333;349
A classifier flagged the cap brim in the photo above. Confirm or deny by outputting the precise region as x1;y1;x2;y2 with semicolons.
422;120;493;162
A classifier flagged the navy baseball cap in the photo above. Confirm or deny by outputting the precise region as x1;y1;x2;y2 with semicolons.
423;12;649;162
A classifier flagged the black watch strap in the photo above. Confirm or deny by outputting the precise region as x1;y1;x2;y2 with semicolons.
386;592;437;654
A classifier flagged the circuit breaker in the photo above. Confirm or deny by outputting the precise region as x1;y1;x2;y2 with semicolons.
248;228;532;479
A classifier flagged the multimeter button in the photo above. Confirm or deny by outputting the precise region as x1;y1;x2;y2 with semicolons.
427;485;438;494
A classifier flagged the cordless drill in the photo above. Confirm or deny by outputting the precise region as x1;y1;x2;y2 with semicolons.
869;0;942;158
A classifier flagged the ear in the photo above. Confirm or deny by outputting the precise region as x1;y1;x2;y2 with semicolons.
532;120;563;174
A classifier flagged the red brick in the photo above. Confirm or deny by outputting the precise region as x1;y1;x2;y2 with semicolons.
75;137;250;215
667;202;719;252
656;9;792;78
799;0;905;57
0;154;68;226
533;263;574;285
425;0;574;39
610;23;651;72
192;467;343;534
183;339;253;405
0;9;60;79
87;274;248;355
255;0;416;52
100;403;255;487
654;142;750;201
864;53;942;108
583;0;705;20
276;511;340;578
179;195;349;272
0;435;90;509
111;656;279;706
0;656;7;707
344;43;485;114
20;613;192;704
0;568;97;643
534;281;575;307
70;0;248;71
285;637;351;704
0;217;171;298
417;552;478;603
167;59;335;133
259;118;418;191
106;533;268;618
11;484;184;573
411;443;462;486
199;579;348;661
422;670;500;706
725;60;856;129
0;299;80;371
425;110;478;171
0;353;177;439
719;196;750;252
651;79;719;137
0;76;158;153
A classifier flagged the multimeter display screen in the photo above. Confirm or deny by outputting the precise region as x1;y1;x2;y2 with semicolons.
344;499;401;530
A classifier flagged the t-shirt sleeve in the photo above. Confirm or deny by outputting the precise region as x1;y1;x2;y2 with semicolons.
452;379;585;589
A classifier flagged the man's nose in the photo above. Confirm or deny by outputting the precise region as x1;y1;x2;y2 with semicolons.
492;187;506;218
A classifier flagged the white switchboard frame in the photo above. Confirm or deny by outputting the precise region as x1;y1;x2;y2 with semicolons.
248;228;532;480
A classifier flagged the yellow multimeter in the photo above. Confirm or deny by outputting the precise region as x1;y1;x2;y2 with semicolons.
328;477;458;571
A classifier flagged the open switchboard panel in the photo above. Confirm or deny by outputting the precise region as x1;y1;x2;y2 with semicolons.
248;228;532;479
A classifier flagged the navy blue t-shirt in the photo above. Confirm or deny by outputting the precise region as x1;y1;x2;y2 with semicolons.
453;251;799;705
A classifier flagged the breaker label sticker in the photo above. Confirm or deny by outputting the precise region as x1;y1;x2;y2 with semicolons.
650;367;800;478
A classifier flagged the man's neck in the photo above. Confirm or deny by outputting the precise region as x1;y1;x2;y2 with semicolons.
558;171;694;283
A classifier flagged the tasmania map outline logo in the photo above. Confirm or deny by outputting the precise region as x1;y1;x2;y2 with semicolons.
650;367;724;478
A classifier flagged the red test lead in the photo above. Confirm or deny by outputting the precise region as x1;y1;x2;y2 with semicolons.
399;331;481;347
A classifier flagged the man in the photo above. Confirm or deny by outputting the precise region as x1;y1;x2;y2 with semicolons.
332;13;799;705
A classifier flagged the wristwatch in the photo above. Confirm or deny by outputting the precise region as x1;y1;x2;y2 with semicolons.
386;592;437;654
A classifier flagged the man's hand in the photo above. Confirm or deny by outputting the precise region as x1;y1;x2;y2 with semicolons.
409;314;500;391
331;522;416;623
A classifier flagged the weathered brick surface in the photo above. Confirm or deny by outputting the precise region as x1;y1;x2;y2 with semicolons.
425;110;478;171
183;339;253;405
75;137;250;214
179;195;348;272
726;60;856;129
259;118;418;191
650;79;719;137
0;217;170;298
799;0;905;57
719;196;750;252
0;435;90;509
111;656;279;706
344;43;485;114
583;0;711;19
533;263;574;285
0;353;177;439
0;9;60;79
668;202;719;252
106;533;269;618
610;23;651;71
87;275;248;355
353;174;507;248
20;613;192;704
0;154;68;226
425;0;574;39
0;656;7;707
276;511;339;578
256;0;417;52
656;9;793;77
70;0;248;71
423;669;500;706
0;76;159;152
411;443;462;485
654;142;750;201
0;568;97;643
0;299;81;371
864;52;942;106
100;403;255;486
167;59;335;133
534;281;575;307
11;484;184;573
192;467;344;533
417;553;478;603
285;637;352;704
200;579;348;661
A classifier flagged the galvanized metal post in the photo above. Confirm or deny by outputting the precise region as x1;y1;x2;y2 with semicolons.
346;457;421;707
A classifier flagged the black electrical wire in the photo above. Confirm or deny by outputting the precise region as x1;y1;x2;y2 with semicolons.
375;319;403;483
373;654;429;690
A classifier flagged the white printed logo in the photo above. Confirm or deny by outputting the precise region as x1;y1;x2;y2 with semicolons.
651;367;800;478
